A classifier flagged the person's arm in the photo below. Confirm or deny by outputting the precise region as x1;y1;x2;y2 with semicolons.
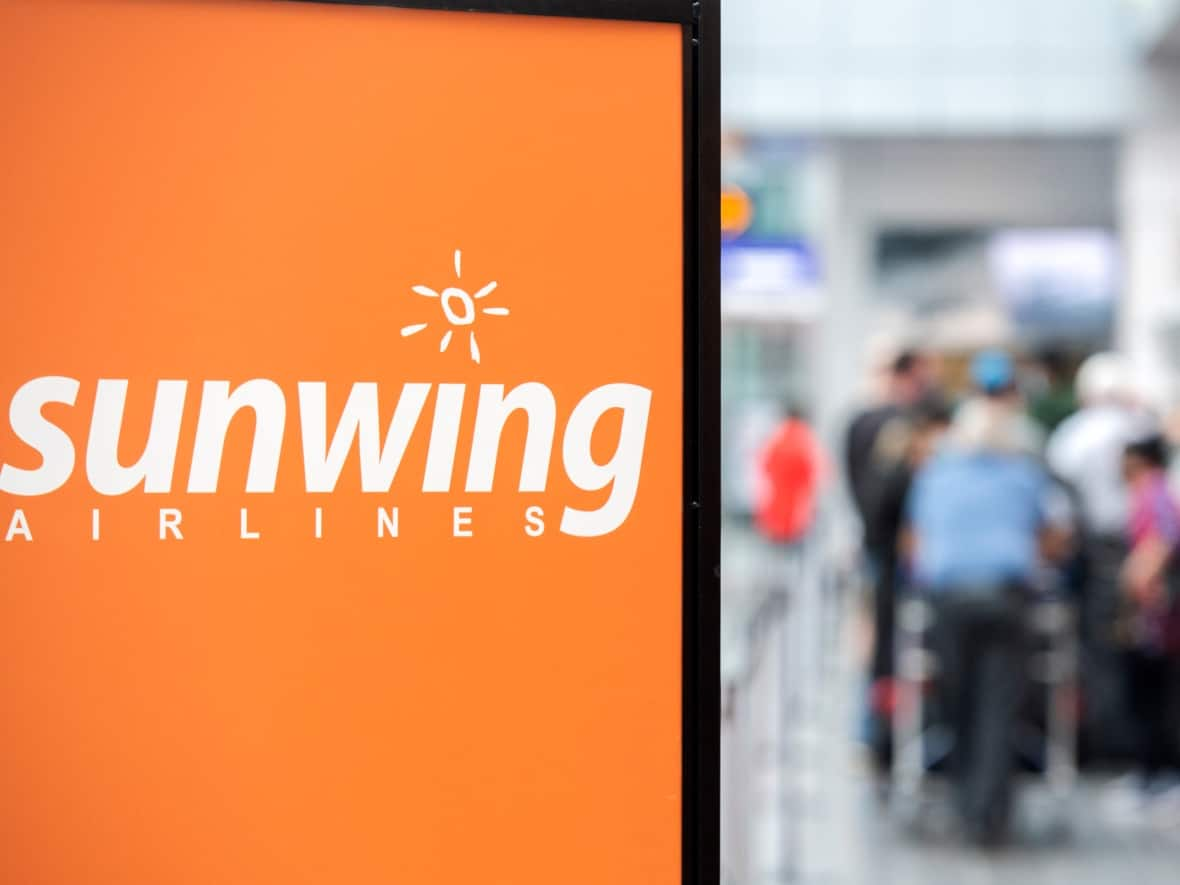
1038;527;1072;565
1123;536;1172;606
897;526;916;563
844;414;870;519
1122;484;1180;606
1037;480;1074;564
898;468;927;569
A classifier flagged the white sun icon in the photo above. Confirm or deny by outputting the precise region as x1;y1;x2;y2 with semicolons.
399;249;509;364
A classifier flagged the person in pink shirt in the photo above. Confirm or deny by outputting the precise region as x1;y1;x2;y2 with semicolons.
1121;434;1180;789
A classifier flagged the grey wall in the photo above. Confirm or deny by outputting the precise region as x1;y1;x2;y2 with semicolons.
812;137;1119;443
1120;58;1180;408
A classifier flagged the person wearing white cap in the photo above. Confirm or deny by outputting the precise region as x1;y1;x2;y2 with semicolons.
1048;353;1156;538
1046;351;1158;759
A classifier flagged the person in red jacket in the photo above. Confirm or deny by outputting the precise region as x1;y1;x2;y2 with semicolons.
754;408;826;545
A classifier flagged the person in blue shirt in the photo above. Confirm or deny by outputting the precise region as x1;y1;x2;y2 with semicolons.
904;350;1067;845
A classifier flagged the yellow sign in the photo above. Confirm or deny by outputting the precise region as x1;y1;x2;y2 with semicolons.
721;185;754;238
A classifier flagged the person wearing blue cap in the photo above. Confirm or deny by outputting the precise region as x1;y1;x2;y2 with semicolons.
903;349;1068;845
947;350;1046;457
971;348;1016;395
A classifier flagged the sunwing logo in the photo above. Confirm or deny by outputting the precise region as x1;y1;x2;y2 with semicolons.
400;249;509;364
0;251;653;544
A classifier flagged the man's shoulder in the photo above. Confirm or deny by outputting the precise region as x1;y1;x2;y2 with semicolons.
1047;408;1104;464
926;448;1045;481
915;449;970;486
850;404;898;433
1011;454;1051;486
1048;409;1088;443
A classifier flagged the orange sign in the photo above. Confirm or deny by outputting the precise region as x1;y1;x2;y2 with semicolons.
1;1;718;883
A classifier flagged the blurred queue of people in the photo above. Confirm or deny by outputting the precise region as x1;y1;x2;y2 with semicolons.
833;345;1180;837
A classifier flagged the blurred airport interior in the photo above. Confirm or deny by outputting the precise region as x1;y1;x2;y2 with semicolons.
718;1;1180;882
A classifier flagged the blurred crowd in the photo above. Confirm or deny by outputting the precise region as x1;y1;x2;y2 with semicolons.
753;346;1180;844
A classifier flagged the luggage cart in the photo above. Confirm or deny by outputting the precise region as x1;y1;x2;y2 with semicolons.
890;592;1079;839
